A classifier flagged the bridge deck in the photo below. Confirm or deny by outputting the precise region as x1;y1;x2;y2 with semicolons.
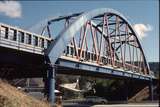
0;22;156;80
56;56;154;81
0;23;52;55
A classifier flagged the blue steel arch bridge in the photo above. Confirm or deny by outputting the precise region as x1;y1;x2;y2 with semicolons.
0;8;157;104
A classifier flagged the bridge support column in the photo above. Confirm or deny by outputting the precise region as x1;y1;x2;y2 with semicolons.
149;79;154;101
125;81;128;102
124;80;128;103
48;66;55;105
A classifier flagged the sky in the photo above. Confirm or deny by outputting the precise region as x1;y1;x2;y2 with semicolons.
0;0;159;62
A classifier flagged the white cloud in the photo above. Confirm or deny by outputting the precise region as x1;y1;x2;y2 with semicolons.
0;1;22;18
133;24;153;39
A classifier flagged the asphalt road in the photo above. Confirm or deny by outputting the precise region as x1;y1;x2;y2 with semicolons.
63;103;159;107
92;103;159;107
27;92;159;107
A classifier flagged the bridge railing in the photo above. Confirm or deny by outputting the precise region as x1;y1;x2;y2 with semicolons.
63;45;145;75
0;23;52;55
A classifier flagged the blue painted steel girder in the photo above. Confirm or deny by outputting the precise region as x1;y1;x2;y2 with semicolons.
56;58;153;81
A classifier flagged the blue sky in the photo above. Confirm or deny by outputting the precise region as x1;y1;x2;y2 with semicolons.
0;0;159;62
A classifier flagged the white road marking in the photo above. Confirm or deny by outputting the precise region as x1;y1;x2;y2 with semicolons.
92;104;159;107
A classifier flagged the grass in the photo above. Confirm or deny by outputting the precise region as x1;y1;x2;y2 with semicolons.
0;80;51;107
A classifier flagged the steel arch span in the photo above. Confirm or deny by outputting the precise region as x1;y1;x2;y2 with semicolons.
43;8;151;76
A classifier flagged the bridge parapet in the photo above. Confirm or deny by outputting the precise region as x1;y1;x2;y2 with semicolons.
0;23;52;55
